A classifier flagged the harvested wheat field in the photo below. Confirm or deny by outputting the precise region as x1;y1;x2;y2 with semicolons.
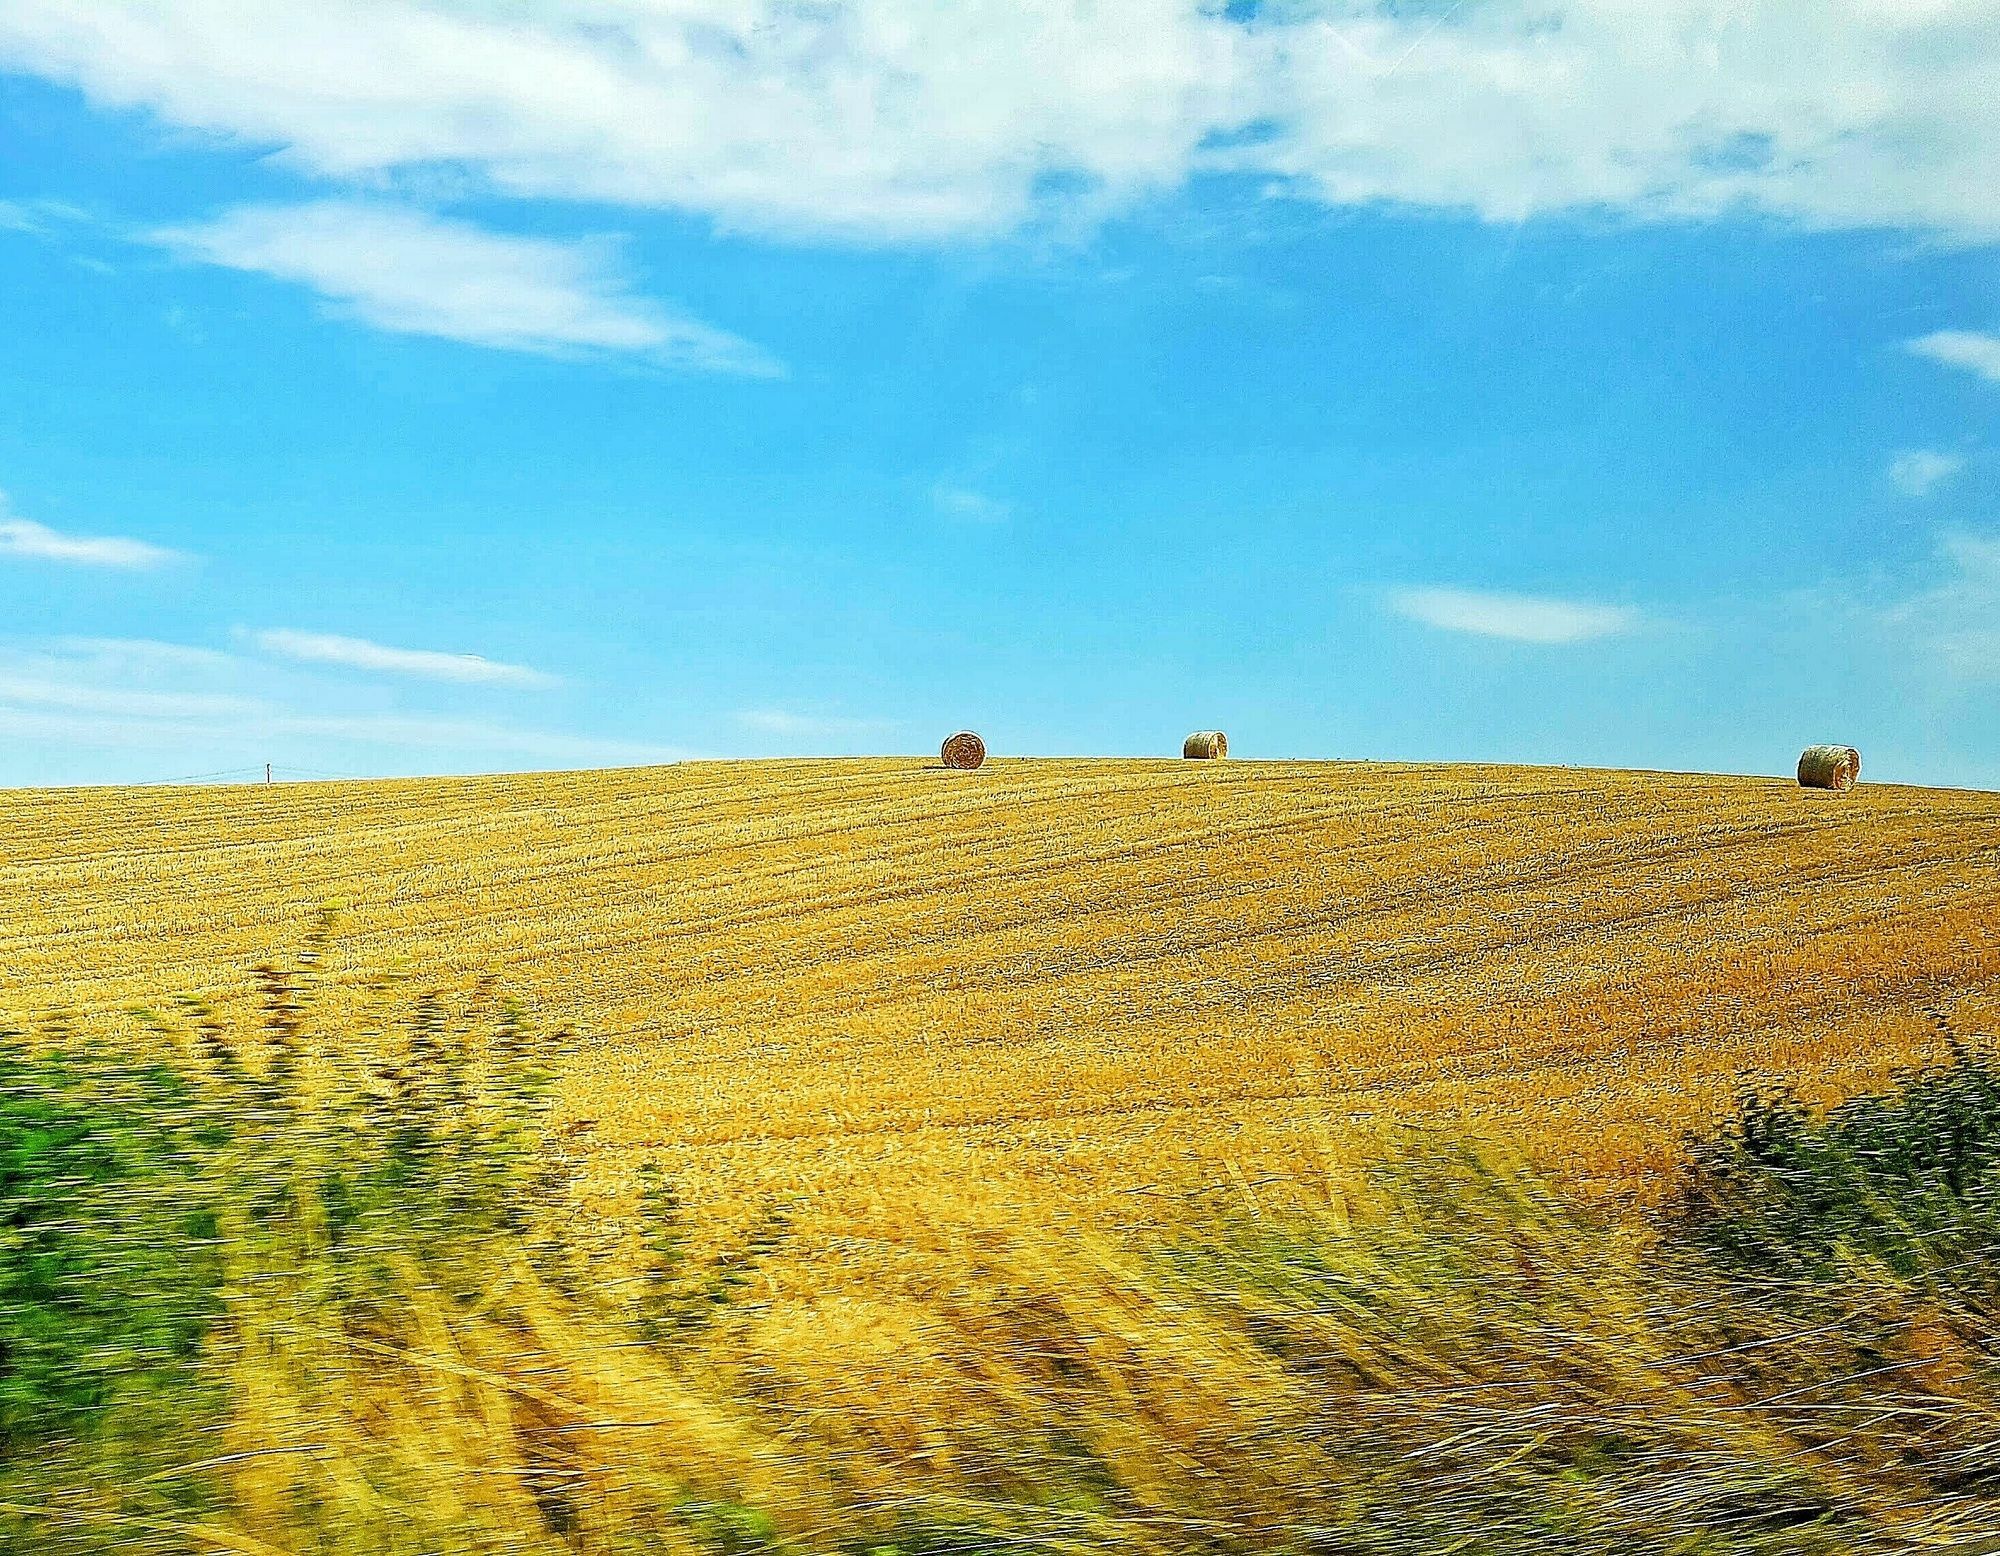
4;757;1999;1288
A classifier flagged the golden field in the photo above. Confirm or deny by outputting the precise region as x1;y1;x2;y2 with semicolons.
4;754;1998;1289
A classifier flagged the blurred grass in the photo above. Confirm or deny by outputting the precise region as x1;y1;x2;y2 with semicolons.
6;942;2000;1553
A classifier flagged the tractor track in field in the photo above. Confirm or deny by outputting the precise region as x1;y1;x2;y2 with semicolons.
3;757;1998;1222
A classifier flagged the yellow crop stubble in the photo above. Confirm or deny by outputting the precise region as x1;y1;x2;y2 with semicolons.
1;757;1996;1299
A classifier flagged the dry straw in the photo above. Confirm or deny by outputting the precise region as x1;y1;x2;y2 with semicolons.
940;731;987;771
1797;745;1861;791
1183;731;1228;760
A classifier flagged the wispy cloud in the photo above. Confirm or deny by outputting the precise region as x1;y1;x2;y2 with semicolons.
1908;331;2000;384
0;498;182;568
0;637;686;770
1889;449;1967;497
1883;531;2000;682
0;672;256;719
1386;586;1638;644
931;484;1013;524
248;629;556;687
52;636;235;670
258;713;686;766
4;6;1997;244
733;708;894;736
0;699;689;768
153;201;779;374
0;196;92;238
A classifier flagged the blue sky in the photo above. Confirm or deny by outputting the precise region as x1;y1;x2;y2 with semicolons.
1;3;1996;789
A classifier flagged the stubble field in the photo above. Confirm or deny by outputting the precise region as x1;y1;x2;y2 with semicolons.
5;755;1998;1293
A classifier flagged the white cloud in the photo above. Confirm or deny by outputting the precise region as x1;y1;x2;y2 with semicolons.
0;637;687;770
2;4;1997;245
1884;531;2000;681
0;672;256;720
1889;450;1967;497
262;712;687;766
1386;586;1638;644
0;500;182;568
1248;4;2000;242
734;708;893;735
0;699;689;768
154;201;778;373
0;197;91;237
248;628;555;687
52;636;235;670
931;484;1012;523
1908;331;2000;385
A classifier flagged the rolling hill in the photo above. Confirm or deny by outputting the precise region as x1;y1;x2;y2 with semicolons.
4;756;1998;1281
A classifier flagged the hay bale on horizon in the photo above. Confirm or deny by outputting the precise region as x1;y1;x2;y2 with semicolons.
940;731;986;771
1798;744;1861;791
1183;731;1228;760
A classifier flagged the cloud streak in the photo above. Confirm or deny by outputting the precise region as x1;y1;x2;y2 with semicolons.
0;672;255;719
1883;531;2000;684
734;708;894;736
1889;450;1966;497
0;196;92;238
0;637;685;771
249;629;556;687
0;502;182;568
0;699;689;769
931;484;1013;524
1908;331;2000;384
154;201;779;373
2;4;1997;245
1386;586;1638;644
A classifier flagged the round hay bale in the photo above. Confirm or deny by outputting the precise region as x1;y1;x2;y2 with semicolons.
1183;730;1228;760
1797;744;1861;791
940;731;986;770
